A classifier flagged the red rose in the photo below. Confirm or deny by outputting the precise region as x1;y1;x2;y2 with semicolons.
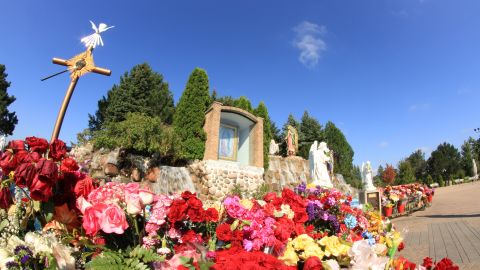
36;158;58;183
422;257;433;270
74;174;95;198
60;157;79;173
435;258;458;270
216;223;233;241
205;208;219;222
23;152;41;163
397;241;405;252
49;139;67;161
0;185;13;209
13;150;29;164
181;191;197;200
167;199;188;223
7;140;25;152
29;175;53;202
25;137;49;154
303;256;323;270
14;163;36;188
0;150;16;174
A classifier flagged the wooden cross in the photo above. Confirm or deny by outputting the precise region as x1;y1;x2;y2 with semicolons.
48;46;111;143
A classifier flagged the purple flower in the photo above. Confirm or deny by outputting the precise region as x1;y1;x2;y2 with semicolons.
328;215;340;232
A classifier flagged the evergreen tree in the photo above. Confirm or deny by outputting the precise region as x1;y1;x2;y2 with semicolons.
254;102;273;170
406;149;427;182
323;121;354;178
397;159;415;184
0;64;18;136
298;111;323;159
461;137;476;176
425;174;434;185
233;96;254;113
173;68;211;161
427;142;461;181
374;165;385;187
270;121;282;143
89;63;174;130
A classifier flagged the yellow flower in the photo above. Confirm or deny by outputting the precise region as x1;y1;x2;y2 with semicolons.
279;244;299;266
318;236;350;257
240;199;254;210
301;242;324;260
306;183;317;189
292;234;315;250
280;204;295;219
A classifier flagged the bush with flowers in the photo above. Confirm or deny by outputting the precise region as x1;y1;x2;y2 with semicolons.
0;137;456;270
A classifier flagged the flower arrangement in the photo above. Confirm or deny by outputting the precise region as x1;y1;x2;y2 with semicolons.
0;137;454;270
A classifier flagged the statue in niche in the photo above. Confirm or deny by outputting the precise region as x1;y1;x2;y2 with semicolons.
361;161;376;191
285;125;298;156
269;140;279;155
309;141;333;188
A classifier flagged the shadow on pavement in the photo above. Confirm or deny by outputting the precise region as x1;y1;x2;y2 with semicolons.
419;213;480;218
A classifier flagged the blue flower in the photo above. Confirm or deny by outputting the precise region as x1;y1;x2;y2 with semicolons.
344;214;357;229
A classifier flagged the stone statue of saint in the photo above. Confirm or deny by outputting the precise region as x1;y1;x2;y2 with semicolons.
309;141;333;188
473;159;478;179
0;136;7;152
361;161;376;191
269;139;279;155
285;125;298;156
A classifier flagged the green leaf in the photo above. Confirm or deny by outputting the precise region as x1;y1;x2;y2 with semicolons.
0;219;8;231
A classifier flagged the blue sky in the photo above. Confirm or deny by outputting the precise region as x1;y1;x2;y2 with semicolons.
1;1;479;170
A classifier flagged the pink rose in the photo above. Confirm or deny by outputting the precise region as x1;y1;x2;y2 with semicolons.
124;182;140;195
125;193;142;215
138;189;154;205
100;204;129;234
82;203;107;236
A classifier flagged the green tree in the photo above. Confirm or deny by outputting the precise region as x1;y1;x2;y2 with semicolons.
92;112;175;156
0;64;18;136
427;142;461;182
233;96;254;113
374;165;385;187
298;111;323;159
173;68;211;161
89;63;174;130
397;159;416;184
406;149;427;182
270;121;282;143
438;175;445;187
425;174;434;185
254;102;273;170
460;137;476;177
323;121;354;178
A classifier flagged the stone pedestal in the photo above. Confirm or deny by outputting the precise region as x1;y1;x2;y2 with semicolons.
359;190;381;216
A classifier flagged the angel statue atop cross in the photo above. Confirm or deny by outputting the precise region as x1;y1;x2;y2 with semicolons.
42;21;114;142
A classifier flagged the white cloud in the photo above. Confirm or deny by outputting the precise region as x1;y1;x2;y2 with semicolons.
408;103;430;112
378;141;389;148
293;21;327;68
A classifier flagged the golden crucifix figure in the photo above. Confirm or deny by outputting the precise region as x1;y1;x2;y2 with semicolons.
43;21;113;143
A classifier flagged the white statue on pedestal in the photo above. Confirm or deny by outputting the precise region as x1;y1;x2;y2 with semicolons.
269;140;279;155
309;141;333;188
361;161;376;191
0;136;7;151
473;159;478;179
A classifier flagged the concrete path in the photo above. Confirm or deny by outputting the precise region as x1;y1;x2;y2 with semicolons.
394;181;480;269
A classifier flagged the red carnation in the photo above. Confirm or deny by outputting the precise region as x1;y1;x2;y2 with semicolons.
36;159;58;183
60;157;79;173
49;139;67;161
205;208;219;222
397;241;405;252
0;185;13;209
216;223;233;241
181;191;197;200
187;207;205;222
187;197;203;209
167;199;188;223
435;258;459;270
25;137;49;154
7;140;25;152
422;257;433;270
303;256;323;270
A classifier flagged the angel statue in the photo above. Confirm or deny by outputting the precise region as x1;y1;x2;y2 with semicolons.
81;21;115;48
309;141;333;188
0;135;7;151
361;161;376;191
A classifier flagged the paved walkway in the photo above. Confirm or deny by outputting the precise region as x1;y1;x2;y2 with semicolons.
394;181;480;269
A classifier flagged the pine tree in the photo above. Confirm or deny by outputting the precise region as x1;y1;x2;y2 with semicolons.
233;96;254;113
254;102;272;170
89;63;174;130
397;159;416;184
323;121;354;178
0;64;18;136
173;68;211;161
298;111;323;159
460;138;476;177
427;142;461;181
270;121;282;143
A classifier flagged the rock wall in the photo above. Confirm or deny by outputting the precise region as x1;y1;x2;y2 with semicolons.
189;160;264;201
264;155;310;191
143;166;196;195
